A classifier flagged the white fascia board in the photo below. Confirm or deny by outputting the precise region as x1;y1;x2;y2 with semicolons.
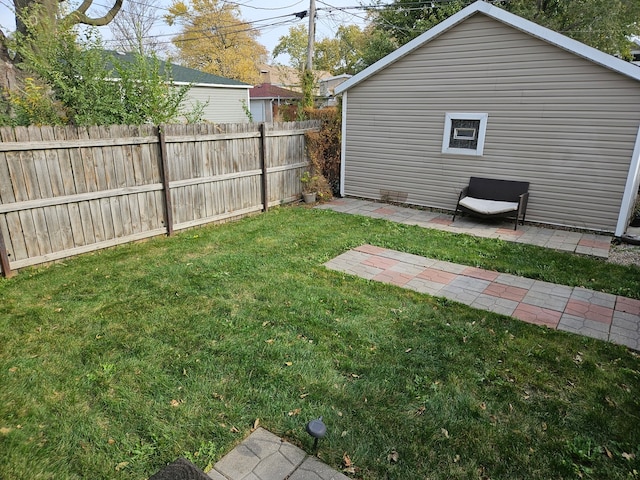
172;81;252;89
335;3;478;94
615;125;640;237
339;91;347;197
483;3;640;82
335;0;640;95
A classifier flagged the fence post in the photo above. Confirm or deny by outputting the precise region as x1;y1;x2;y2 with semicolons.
158;125;174;236
260;123;268;212
0;223;13;278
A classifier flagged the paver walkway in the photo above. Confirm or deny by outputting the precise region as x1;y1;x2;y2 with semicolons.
324;244;640;351
316;198;612;258
207;427;348;480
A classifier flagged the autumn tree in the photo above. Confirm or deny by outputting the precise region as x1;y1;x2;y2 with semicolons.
166;0;267;84
273;24;368;75
272;24;308;72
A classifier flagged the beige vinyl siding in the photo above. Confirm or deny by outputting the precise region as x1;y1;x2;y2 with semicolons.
182;86;250;123
343;13;640;232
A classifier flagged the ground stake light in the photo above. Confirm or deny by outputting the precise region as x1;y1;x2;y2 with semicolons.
306;416;326;452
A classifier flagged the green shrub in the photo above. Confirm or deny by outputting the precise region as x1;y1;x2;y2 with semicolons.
11;20;195;126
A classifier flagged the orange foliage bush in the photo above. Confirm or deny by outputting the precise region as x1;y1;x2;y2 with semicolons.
304;106;341;197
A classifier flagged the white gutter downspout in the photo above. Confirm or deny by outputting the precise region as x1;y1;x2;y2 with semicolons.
339;91;347;197
615;125;640;237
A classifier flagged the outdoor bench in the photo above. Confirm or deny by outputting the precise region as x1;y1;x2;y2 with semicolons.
452;177;530;230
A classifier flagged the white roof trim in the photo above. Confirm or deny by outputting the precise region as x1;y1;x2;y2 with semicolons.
335;0;640;94
173;81;252;89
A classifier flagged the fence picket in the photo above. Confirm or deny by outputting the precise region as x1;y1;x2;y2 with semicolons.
0;121;319;275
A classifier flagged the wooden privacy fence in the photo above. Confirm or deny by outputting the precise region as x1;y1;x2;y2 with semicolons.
0;121;320;277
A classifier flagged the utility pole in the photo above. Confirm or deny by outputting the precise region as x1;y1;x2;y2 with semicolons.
306;0;315;71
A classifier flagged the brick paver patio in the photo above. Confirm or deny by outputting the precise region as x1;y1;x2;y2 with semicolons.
316;198;612;257
324;244;640;351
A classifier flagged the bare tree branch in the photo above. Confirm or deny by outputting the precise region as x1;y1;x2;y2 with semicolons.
64;0;123;26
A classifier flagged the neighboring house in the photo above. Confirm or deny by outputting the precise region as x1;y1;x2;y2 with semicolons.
258;64;332;95
319;74;352;106
335;1;640;236
249;83;302;123
109;51;252;124
632;37;640;66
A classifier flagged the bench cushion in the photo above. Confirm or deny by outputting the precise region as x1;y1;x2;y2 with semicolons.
458;196;518;215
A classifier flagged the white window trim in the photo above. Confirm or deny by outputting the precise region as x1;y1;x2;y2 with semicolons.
442;112;488;156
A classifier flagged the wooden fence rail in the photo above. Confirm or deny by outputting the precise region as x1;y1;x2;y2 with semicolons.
0;121;319;277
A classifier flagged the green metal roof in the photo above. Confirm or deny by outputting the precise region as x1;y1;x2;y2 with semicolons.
105;50;251;87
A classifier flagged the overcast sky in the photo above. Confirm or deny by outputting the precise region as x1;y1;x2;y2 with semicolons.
0;0;389;62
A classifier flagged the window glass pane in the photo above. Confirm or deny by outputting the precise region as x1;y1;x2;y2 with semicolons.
449;119;480;149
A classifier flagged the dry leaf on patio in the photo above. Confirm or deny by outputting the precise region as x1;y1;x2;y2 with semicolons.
388;450;399;463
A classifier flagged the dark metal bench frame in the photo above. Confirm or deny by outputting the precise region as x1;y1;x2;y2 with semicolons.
452;177;530;230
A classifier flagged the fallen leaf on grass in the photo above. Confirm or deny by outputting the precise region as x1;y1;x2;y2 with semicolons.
252;418;260;431
0;427;13;435
170;399;181;407
414;406;426;416
622;452;636;461
115;461;129;471
288;409;301;417
342;453;356;474
300;393;309;399
265;339;275;344
284;361;293;367
604;446;613;459
8;367;17;373
388;450;399;463
230;426;239;433
441;428;450;439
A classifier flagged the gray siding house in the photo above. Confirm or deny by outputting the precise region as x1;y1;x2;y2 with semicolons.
109;52;252;124
335;1;640;236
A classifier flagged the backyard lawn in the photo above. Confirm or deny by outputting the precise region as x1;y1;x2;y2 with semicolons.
1;206;639;479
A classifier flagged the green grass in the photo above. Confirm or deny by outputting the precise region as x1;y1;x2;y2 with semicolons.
1;206;639;480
